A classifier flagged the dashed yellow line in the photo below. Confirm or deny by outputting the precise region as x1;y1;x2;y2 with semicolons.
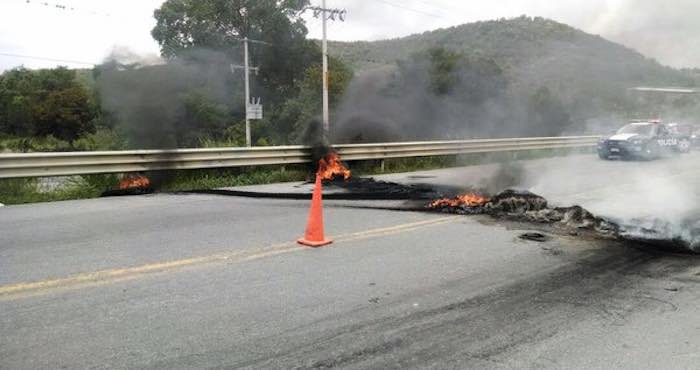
0;216;460;301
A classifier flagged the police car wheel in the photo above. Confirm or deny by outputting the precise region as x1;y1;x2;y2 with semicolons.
679;139;691;153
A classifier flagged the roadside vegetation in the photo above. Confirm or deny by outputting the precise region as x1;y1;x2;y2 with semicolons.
1;2;698;204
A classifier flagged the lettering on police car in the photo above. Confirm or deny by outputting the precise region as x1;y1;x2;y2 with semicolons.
657;139;677;146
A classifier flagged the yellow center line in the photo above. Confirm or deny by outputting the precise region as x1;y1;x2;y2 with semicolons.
0;216;460;301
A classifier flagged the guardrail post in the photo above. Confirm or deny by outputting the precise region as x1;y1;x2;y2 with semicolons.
380;159;385;172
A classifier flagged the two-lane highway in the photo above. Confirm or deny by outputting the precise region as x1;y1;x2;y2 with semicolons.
2;153;700;369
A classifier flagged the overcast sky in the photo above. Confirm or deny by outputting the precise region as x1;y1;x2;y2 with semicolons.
1;0;698;71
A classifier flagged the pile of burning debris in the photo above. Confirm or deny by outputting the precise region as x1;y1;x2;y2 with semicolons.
314;151;619;239
427;189;699;253
317;152;351;181
427;189;619;235
313;151;440;200
101;174;154;197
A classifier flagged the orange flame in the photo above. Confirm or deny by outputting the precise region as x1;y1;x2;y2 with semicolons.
429;193;490;208
317;152;351;181
118;175;151;190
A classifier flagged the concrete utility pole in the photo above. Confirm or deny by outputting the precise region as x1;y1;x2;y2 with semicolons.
321;1;329;134
231;37;263;147
308;2;346;134
243;37;252;146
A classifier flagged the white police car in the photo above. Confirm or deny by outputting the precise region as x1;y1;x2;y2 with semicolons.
597;120;691;160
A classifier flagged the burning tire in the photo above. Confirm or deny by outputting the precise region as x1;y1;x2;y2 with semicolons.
101;174;154;197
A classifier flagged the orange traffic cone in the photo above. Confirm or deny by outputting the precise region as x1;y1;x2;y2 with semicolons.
297;175;333;247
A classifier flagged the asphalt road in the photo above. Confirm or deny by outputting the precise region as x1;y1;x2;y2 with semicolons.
2;153;700;369
382;152;700;248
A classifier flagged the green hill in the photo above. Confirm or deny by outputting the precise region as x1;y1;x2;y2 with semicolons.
331;16;694;87
327;16;699;140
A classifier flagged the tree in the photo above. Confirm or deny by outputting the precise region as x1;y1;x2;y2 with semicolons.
179;92;231;146
272;57;353;143
33;86;97;143
0;68;38;136
397;47;509;103
2;95;34;136
457;55;509;105
150;0;360;145
382;47;510;139
527;86;572;136
152;0;319;96
0;67;97;143
427;47;462;95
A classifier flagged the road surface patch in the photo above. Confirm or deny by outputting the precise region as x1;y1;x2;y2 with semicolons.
561;168;700;200
0;216;459;301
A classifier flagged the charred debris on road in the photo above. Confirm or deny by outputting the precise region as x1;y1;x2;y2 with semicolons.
423;188;697;254
99;146;699;254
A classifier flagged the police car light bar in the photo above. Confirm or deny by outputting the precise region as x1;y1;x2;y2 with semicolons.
630;119;662;123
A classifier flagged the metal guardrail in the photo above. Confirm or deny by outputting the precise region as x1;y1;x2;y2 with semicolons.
0;136;599;178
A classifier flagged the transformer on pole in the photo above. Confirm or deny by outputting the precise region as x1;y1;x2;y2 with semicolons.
231;37;265;147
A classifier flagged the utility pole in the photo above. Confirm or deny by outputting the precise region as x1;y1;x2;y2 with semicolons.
243;37;252;147
308;2;346;135
231;37;264;147
321;2;329;134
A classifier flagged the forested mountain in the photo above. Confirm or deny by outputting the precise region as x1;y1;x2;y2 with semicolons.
332;16;695;88
328;16;700;141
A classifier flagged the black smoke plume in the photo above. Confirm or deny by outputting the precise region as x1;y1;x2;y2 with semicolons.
95;48;240;188
96;48;237;149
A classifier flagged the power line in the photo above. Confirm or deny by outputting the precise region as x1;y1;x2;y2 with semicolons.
407;0;450;12
0;52;97;66
374;0;448;19
7;0;112;17
408;0;464;16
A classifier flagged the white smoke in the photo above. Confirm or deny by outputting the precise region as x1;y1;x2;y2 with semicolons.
583;0;700;68
103;46;164;68
524;153;700;252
